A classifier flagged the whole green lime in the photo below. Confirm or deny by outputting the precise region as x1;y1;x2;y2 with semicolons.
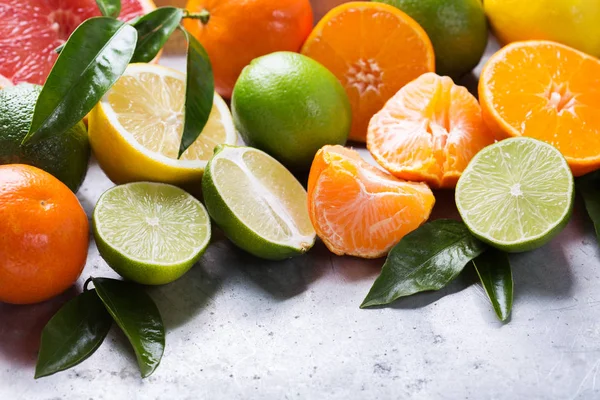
376;0;488;78
231;51;351;171
0;84;90;192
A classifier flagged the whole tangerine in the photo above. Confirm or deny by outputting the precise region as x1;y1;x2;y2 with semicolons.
183;0;314;98
0;164;89;304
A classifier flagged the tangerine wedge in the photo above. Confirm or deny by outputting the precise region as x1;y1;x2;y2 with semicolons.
367;72;494;189
301;2;435;142
307;145;435;258
479;40;600;176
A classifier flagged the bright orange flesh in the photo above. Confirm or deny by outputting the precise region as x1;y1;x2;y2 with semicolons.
307;146;435;258
367;72;494;189
479;40;600;176
0;165;89;304
301;2;435;142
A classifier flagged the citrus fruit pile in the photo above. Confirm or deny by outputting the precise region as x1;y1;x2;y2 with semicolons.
0;0;599;311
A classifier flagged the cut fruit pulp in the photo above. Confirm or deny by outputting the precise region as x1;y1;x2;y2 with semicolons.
456;137;574;252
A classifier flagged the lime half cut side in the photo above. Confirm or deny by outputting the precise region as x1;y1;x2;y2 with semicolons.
93;182;211;285
456;137;574;252
202;145;316;260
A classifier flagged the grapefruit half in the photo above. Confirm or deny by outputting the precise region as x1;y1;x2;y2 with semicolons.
0;0;155;86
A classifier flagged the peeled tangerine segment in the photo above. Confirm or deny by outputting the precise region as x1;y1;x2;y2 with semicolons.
367;72;494;188
307;145;435;259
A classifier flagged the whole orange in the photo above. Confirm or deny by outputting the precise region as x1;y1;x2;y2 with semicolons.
183;0;314;98
0;164;89;304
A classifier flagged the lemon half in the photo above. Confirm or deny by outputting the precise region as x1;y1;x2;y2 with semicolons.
89;63;237;188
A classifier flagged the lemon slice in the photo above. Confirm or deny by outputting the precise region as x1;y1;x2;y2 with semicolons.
88;63;237;188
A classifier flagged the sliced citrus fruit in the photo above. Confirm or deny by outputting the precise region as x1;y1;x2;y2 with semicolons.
479;40;600;176
367;72;494;189
456;137;574;253
88;63;237;188
0;0;155;85
301;1;435;142
307;145;435;258
93;182;211;285
202;145;316;260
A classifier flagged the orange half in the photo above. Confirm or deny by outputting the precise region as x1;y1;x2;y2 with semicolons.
367;72;494;188
301;2;435;142
479;40;600;176
307;145;435;258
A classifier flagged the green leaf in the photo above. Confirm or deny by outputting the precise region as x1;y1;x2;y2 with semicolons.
178;27;214;158
472;248;513;322
361;220;488;308
35;290;112;379
92;278;165;378
54;43;65;54
577;170;600;243
23;17;137;145
96;0;121;18
131;7;184;63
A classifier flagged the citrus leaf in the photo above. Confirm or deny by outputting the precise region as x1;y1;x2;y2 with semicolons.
472;248;513;322
131;7;184;63
361;220;488;308
92;278;165;378
577;170;600;244
24;17;137;145
35;290;112;379
178;26;214;158
96;0;121;18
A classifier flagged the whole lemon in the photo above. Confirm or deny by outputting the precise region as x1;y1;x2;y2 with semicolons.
232;52;351;171
485;0;600;57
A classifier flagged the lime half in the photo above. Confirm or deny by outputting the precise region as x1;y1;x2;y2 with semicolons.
93;182;211;285
456;137;574;252
202;145;316;260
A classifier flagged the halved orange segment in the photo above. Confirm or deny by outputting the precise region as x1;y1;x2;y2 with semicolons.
301;2;435;142
367;72;494;189
307;145;435;258
479;40;600;176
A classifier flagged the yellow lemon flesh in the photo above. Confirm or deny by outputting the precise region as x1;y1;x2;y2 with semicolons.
485;0;600;58
89;63;237;190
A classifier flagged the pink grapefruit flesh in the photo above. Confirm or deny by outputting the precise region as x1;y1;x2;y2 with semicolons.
0;0;155;85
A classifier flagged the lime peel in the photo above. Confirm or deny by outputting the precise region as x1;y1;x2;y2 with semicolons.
93;182;211;285
455;137;574;252
203;145;316;260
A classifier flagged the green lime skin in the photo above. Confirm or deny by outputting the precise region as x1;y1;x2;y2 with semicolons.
202;145;313;260
93;221;208;285
93;182;211;285
376;0;488;78
0;84;90;192
455;138;574;253
231;52;352;171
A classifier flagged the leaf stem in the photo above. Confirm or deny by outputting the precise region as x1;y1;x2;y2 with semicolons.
184;9;210;24
83;277;94;292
